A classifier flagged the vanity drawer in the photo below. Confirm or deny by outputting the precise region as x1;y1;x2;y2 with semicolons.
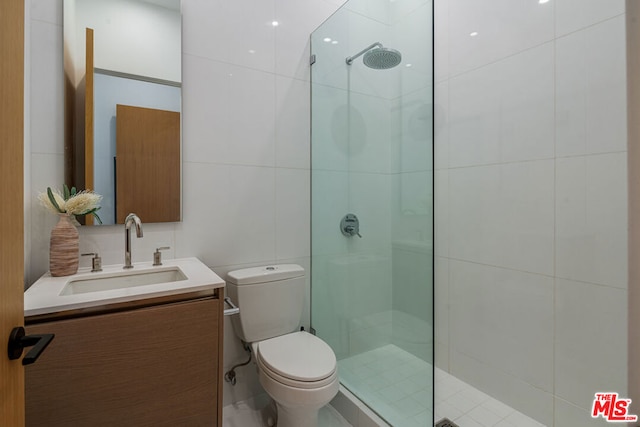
25;296;223;427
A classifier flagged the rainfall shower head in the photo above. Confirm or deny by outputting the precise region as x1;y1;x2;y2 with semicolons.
363;47;402;69
346;42;402;69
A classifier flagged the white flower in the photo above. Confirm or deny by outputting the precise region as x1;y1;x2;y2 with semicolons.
38;185;103;224
64;191;102;216
38;189;66;214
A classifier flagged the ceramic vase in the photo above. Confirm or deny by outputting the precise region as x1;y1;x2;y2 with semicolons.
49;214;79;276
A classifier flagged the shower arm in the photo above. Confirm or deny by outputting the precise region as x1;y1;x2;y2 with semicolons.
346;42;382;65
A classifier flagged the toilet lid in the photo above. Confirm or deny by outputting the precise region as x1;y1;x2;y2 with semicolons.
257;332;336;382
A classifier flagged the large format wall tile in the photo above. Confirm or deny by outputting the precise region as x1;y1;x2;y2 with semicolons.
276;76;311;169
276;168;311;259
448;43;554;168
449;160;554;275
434;256;449;371
555;153;628;288
555;278;627;409
311;169;349;256
555;0;624;37
31;20;64;155
275;0;338;81
450;350;553;426
555;16;627;157
182;0;276;73
176;162;277;267
449;260;554;393
554;397;615;427
182;56;276;167
447;0;554;76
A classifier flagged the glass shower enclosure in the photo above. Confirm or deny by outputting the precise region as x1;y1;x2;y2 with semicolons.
310;1;434;425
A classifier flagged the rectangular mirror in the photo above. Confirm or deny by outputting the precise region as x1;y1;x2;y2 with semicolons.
64;0;182;225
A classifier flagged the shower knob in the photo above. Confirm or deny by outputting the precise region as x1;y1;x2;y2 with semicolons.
340;214;362;238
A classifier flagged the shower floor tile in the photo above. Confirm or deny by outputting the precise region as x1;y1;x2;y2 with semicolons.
338;345;433;427
435;369;547;427
337;345;547;427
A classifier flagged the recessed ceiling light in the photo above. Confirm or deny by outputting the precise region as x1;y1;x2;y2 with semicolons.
271;21;279;27
539;0;550;3
470;31;478;37
248;49;256;54
405;63;413;68
323;37;332;42
331;40;338;45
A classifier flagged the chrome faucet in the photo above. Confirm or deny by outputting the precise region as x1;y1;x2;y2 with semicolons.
123;213;143;269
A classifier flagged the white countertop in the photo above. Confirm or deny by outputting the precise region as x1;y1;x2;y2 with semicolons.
25;257;225;318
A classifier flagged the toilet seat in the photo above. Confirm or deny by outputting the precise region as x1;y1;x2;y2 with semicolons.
255;332;337;389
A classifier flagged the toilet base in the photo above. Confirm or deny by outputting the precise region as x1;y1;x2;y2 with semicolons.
257;365;339;427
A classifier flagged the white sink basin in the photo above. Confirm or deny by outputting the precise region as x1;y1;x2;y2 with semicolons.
60;267;187;295
24;257;225;318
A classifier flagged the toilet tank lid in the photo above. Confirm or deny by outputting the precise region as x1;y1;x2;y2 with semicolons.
227;264;304;285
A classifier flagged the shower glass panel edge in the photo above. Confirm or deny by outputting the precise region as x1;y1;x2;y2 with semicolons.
310;1;435;426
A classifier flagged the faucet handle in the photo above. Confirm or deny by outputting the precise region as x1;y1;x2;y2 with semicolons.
153;247;170;266
81;252;102;272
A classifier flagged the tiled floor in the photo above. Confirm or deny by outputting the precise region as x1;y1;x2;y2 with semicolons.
222;394;352;427
338;344;546;427
338;345;433;426
435;368;546;427
223;344;547;427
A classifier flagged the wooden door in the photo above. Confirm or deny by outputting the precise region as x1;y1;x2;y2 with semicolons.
115;105;180;224
0;0;26;425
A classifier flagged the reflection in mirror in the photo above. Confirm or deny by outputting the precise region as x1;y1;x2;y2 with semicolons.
64;0;181;225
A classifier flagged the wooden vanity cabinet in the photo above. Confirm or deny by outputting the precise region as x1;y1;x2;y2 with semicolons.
24;291;223;427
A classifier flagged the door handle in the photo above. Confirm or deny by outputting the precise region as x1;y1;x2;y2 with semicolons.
7;326;54;365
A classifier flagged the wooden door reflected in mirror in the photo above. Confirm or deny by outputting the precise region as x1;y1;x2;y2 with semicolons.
116;105;180;223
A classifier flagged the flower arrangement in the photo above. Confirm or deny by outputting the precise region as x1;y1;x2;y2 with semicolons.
38;184;103;224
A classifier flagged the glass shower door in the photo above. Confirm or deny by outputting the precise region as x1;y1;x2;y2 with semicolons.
310;1;434;425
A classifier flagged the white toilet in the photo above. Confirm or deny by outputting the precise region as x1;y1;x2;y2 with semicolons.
226;264;339;427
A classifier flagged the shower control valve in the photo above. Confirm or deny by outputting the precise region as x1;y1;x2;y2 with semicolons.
340;213;362;238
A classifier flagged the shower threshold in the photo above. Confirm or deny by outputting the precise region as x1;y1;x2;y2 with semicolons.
435;418;459;427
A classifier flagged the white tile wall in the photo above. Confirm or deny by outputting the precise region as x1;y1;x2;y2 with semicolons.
553;397;619;427
555;279;628;409
555;16;627;157
446;0;554;76
434;256;449;370
26;0;342;407
555;0;624;37
448;161;555;276
448;43;555;168
182;57;276;167
449;261;554;392
275;76;311;169
435;1;629;426
275;0;339;81
555;153;628;288
181;0;276;74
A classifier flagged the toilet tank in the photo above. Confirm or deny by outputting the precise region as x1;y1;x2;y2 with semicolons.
226;264;305;343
